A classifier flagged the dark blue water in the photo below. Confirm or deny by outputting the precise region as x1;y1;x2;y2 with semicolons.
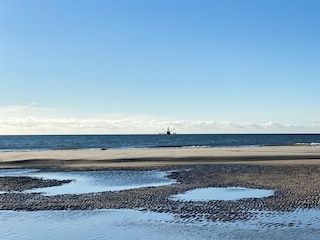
0;134;319;151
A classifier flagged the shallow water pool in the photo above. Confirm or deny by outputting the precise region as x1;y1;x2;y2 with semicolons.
0;169;176;195
171;187;274;201
1;208;320;240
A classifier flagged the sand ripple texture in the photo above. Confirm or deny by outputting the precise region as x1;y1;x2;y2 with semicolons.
1;165;320;223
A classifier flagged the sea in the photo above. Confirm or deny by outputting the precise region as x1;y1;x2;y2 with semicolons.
0;134;320;152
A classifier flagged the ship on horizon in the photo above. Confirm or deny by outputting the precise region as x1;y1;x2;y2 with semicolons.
160;126;176;135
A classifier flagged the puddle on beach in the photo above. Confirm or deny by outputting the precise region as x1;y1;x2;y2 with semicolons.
1;208;320;240
171;187;274;201
0;169;176;195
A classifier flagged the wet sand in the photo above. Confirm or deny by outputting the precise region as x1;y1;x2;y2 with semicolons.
1;146;320;223
1;146;320;169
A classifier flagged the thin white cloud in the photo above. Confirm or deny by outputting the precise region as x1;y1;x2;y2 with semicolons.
313;121;320;126
0;105;318;134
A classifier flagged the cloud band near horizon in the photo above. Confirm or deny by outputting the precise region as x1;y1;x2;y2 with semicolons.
0;105;319;134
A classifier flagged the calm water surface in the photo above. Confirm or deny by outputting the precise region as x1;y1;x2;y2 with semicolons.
1;134;320;151
1;209;320;240
0;169;176;195
171;187;274;201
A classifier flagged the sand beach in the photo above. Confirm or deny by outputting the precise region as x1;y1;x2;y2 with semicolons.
1;146;320;169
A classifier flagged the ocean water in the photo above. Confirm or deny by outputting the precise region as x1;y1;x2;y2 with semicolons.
0;134;320;151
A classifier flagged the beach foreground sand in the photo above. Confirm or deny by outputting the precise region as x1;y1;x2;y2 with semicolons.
1;146;320;221
1;146;320;169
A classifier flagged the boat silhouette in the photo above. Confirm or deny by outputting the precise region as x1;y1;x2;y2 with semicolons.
160;126;176;135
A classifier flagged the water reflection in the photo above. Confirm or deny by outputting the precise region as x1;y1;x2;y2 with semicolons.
0;169;176;195
1;209;320;240
172;187;274;201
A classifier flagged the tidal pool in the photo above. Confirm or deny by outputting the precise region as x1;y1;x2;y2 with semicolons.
0;169;176;195
171;187;274;201
1;209;320;240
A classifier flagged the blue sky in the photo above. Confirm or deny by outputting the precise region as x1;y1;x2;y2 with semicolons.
0;0;319;134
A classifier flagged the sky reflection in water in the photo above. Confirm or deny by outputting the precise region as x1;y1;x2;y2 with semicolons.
1;209;320;240
0;169;176;195
172;187;274;201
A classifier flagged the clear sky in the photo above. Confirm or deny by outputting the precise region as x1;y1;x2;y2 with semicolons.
1;0;319;134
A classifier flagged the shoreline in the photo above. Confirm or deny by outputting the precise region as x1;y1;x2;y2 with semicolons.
0;146;320;170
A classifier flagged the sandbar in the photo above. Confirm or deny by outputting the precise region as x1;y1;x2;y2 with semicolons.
0;146;320;170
